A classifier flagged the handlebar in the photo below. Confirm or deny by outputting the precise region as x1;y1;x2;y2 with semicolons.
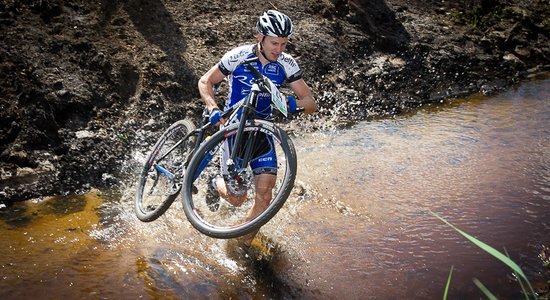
242;57;263;80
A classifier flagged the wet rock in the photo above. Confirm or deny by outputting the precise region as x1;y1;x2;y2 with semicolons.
75;130;95;139
514;46;531;58
2;149;29;165
55;89;69;97
503;53;524;65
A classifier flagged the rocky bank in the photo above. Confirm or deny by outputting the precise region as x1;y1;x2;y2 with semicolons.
0;0;548;203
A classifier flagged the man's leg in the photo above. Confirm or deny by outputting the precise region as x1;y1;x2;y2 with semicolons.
239;173;276;246
214;176;248;206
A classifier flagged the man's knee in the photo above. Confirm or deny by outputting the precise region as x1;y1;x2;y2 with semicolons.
254;174;276;204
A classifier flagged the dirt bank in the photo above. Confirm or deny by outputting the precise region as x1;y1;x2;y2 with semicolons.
1;0;548;203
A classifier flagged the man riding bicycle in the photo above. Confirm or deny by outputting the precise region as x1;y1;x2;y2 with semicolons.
197;10;317;246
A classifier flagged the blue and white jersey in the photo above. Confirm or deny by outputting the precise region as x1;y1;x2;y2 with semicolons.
218;44;302;120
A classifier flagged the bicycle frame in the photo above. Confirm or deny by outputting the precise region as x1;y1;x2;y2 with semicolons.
219;58;287;180
151;107;233;180
151;58;286;184
225;82;260;176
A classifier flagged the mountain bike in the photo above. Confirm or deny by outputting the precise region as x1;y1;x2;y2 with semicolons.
135;57;300;239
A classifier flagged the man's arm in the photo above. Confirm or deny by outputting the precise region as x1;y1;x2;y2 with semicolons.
289;79;317;114
198;65;226;113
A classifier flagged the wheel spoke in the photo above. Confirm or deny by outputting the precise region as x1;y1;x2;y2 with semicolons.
182;121;296;238
135;120;197;222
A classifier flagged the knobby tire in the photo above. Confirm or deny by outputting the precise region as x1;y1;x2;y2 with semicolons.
135;119;196;222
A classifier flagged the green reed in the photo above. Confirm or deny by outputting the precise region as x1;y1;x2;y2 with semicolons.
431;210;537;299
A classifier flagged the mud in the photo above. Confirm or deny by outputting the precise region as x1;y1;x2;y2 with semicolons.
0;0;548;203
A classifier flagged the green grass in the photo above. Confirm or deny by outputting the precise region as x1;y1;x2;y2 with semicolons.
443;265;454;299
431;210;537;299
473;278;498;300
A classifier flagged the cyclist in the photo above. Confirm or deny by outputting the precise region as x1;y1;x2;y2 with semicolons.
197;9;317;246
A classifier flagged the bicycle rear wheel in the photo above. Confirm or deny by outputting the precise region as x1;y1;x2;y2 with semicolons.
135;119;196;222
182;120;297;239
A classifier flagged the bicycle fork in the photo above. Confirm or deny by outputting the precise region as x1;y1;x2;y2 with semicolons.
227;85;260;174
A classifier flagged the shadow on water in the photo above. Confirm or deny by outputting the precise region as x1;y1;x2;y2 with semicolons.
224;236;304;299
123;228;305;299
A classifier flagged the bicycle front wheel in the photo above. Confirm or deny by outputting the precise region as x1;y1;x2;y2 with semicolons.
135;119;196;222
182;120;297;239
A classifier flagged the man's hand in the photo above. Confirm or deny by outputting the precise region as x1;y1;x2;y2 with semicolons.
287;95;298;113
209;108;223;125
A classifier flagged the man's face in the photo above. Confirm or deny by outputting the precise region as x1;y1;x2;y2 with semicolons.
258;34;288;61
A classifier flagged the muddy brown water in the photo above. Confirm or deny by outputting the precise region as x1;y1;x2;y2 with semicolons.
1;77;548;299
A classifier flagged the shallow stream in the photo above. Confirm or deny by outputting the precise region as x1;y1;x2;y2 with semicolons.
1;77;548;299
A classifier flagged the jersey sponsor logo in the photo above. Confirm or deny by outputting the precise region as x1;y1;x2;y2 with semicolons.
280;55;297;68
228;49;249;64
234;74;254;87
265;64;280;75
288;69;303;82
257;157;273;162
258;92;271;98
218;63;230;75
243;62;260;73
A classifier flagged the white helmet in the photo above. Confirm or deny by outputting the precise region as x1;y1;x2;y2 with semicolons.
256;10;293;38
